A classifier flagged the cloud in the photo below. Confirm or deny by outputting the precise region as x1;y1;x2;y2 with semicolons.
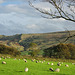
0;0;5;3
0;0;75;35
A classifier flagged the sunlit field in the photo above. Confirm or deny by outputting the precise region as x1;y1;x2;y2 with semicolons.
0;58;75;75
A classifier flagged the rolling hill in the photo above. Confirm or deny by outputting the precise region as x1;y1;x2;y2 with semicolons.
0;30;75;55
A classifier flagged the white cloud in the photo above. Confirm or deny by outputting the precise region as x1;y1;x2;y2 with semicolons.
26;24;38;29
0;0;75;35
6;4;27;14
52;18;65;21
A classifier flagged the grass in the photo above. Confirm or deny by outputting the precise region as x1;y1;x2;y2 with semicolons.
0;58;75;75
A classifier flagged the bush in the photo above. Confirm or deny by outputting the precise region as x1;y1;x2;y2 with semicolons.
0;44;21;56
43;43;75;59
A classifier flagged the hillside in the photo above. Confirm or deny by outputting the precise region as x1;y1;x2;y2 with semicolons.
0;30;75;55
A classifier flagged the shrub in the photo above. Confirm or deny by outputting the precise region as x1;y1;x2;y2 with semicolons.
43;43;75;59
0;44;21;56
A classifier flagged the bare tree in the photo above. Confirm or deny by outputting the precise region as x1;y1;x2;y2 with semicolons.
28;0;75;43
29;0;75;22
54;29;75;43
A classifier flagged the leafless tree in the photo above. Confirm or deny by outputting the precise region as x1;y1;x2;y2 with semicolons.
55;29;75;43
28;0;75;43
29;0;75;22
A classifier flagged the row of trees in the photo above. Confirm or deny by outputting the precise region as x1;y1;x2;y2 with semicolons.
43;43;75;59
0;44;21;56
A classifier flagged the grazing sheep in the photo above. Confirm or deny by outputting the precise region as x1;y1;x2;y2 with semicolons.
0;58;1;60
72;63;75;65
49;68;54;71
18;59;20;60
43;60;45;62
31;59;35;62
6;56;10;59
39;61;41;62
2;61;6;64
14;58;16;60
24;59;26;61
65;64;69;67
25;60;27;62
36;61;38;63
8;57;10;59
41;61;43;63
47;62;50;65
51;63;54;65
57;63;61;66
25;67;28;72
55;68;60;72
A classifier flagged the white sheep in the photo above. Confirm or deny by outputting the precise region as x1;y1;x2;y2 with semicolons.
72;63;75;65
55;68;60;72
47;62;50;65
14;58;16;60
51;63;54;65
65;64;69;67
41;61;43;63
18;59;20;60
39;61;41;62
25;67;28;72
57;63;61;66
49;68;54;71
2;61;6;64
24;59;26;61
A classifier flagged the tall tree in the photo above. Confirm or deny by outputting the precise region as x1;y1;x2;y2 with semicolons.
28;43;40;57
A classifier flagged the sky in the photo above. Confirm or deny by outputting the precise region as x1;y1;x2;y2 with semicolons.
0;0;75;35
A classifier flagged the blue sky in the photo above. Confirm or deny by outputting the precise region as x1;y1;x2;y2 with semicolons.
1;1;23;6
0;0;75;35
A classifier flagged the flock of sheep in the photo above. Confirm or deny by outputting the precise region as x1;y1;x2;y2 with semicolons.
0;56;75;73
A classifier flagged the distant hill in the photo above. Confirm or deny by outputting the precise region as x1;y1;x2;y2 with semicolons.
0;30;75;55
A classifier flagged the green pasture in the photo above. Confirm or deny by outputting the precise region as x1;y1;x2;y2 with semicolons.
0;58;75;75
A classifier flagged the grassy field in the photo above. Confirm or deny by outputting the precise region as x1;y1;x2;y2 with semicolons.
0;58;75;75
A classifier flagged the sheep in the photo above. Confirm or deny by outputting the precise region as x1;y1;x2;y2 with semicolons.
25;67;28;72
49;68;54;71
25;60;27;63
8;57;10;59
41;61;43;63
24;59;26;61
6;56;10;59
2;61;6;64
43;60;45;62
51;63;54;65
0;58;1;60
14;58;16;60
57;63;61;66
39;61;41;62
55;68;60;72
61;62;63;64
31;59;35;62
72;63;75;65
18;59;20;60
65;64;69;67
36;61;38;63
47;62;50;65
